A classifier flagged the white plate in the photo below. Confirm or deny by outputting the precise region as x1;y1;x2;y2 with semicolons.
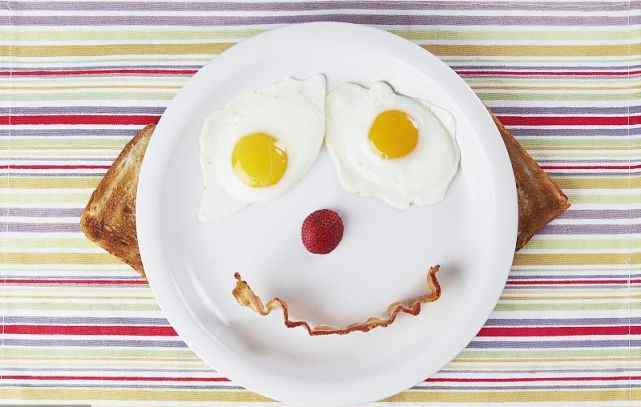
137;22;517;406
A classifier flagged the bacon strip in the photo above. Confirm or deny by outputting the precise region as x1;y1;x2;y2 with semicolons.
232;265;441;336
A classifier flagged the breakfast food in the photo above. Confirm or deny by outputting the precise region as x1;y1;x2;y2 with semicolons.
326;82;460;209
492;114;571;249
80;112;570;281
199;76;326;222
80;124;155;276
301;209;344;254
232;265;441;336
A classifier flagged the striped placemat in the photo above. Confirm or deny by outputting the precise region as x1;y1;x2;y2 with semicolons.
2;1;639;405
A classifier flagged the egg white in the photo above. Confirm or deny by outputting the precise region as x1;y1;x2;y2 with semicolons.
199;75;326;222
326;81;460;209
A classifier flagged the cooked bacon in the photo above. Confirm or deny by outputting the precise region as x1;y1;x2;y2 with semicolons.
232;265;441;336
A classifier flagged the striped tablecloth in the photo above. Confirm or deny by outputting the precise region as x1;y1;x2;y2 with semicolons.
2;1;640;406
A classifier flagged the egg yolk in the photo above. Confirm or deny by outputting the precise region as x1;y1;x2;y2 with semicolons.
231;132;288;187
368;110;419;159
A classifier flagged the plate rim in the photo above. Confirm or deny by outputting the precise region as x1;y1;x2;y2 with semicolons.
137;22;517;405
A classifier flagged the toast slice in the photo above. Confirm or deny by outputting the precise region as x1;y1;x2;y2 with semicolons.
492;114;571;249
80;116;570;275
80;125;154;276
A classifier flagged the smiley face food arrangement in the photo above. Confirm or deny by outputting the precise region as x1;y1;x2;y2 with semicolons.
195;76;460;335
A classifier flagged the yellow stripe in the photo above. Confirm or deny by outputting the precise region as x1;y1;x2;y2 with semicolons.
514;253;639;266
8;177;101;189
556;177;639;189
387;389;640;403
1;192;90;204
456;357;636;363
1;385;636;403
0;388;270;402
9;175;631;190
0;43;636;58
0;43;232;57
4;252;122;265
10;387;636;403
423;43;639;56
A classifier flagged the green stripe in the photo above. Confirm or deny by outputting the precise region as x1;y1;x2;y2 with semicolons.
395;29;638;42
0;43;231;57
8;76;187;83
458;348;634;359
468;78;637;86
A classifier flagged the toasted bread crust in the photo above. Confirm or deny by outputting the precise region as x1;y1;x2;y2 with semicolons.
80;125;154;276
492;114;571;250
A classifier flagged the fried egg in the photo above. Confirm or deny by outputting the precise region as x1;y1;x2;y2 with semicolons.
326;81;460;209
199;75;325;222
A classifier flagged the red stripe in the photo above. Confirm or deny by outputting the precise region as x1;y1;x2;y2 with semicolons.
0;115;160;125
3;375;228;382
496;115;636;126
478;326;640;337
0;69;198;76
8;324;637;337
4;324;177;336
5;279;148;285
425;376;639;383
3;164;111;170
12;374;636;383
7;69;637;78
507;279;641;285
456;70;640;76
10;374;638;383
507;279;628;285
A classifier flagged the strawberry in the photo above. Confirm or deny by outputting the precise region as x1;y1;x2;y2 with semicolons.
301;209;344;254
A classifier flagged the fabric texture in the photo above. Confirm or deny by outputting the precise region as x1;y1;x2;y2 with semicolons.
2;1;640;405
